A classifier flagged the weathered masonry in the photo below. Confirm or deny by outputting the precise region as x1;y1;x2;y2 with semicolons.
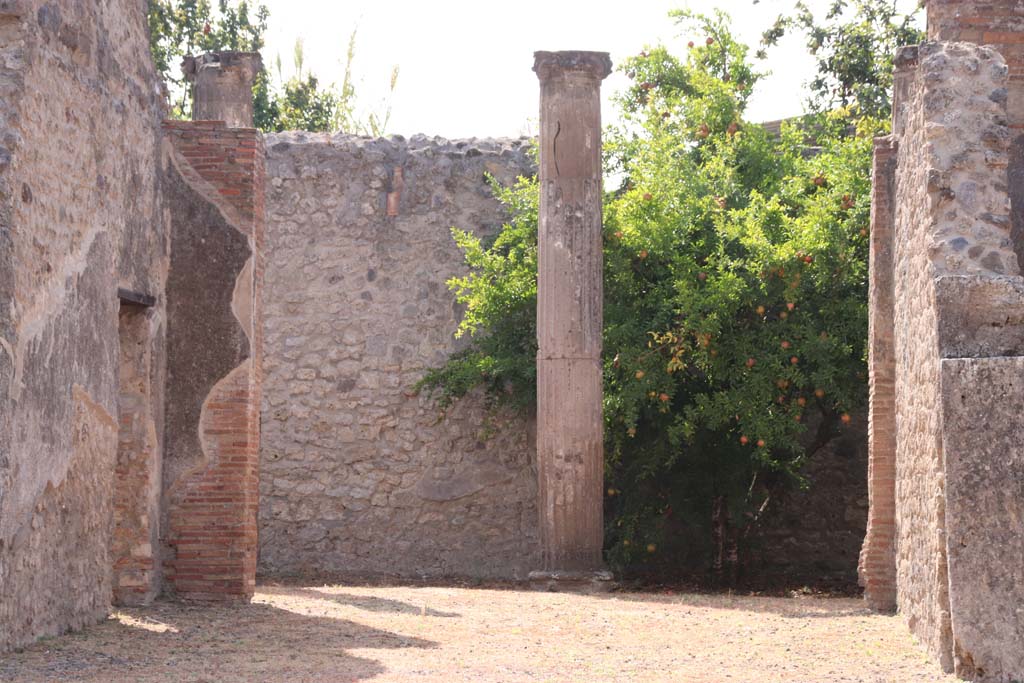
258;133;539;578
860;1;1024;680
255;87;868;584
0;0;982;678
0;0;263;651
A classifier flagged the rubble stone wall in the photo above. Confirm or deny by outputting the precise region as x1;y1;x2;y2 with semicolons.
259;133;541;579
914;40;1024;682
0;0;169;651
111;304;163;606
753;414;869;586
889;44;954;671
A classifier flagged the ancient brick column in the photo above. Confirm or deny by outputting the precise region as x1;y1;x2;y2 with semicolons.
858;135;898;612
183;51;262;128
531;51;612;588
161;120;264;602
159;54;265;602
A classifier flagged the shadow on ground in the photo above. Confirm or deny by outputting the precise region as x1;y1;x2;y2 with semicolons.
259;571;873;620
593;589;874;619
267;586;459;618
0;597;436;683
0;582;954;683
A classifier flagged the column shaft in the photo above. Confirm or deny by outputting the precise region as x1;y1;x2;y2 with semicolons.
533;51;611;575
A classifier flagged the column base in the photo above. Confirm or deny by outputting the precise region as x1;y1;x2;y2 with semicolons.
528;569;616;593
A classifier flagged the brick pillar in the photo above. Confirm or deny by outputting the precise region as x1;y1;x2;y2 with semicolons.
162;120;264;601
183;51;262;128
530;51;612;589
859;136;898;611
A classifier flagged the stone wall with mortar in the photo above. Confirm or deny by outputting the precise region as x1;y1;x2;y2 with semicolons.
0;0;169;651
869;36;1024;681
111;304;162;606
927;0;1024;294
259;133;540;579
919;41;1024;680
889;44;954;671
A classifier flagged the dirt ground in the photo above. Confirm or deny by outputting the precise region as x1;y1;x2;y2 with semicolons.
0;582;958;683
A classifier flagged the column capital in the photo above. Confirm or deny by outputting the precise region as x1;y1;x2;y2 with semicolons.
533;51;612;83
182;51;263;128
182;51;263;85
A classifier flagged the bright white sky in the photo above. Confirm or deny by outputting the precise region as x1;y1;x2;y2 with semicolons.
260;0;922;139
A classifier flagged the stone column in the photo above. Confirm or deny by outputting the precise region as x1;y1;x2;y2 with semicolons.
531;51;612;588
183;51;262;128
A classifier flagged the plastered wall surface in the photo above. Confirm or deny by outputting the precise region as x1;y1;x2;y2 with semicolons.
160;121;264;600
0;0;169;651
259;133;541;579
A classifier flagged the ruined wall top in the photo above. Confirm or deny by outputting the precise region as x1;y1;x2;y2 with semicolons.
894;41;1015;278
924;0;1024;41
924;0;1024;125
183;51;262;128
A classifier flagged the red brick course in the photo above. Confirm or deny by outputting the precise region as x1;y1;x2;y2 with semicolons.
860;138;899;611
162;120;264;601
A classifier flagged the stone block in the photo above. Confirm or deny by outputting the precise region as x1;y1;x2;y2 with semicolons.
935;275;1024;357
940;357;1024;682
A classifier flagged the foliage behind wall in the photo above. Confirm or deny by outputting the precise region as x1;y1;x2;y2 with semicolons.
146;0;398;134
421;3;923;582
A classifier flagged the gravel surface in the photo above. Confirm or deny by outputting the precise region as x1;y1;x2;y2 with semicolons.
0;583;958;682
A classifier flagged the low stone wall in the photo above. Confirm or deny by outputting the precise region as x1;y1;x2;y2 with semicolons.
259;133;540;579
